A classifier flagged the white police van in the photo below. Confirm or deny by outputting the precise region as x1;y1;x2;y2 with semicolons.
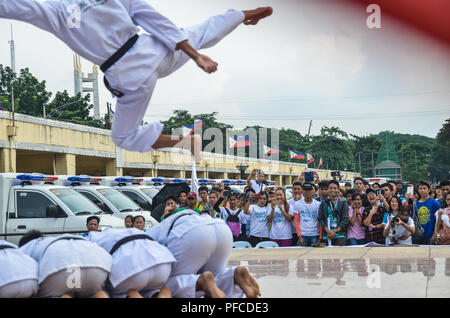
56;176;159;229
101;177;164;210
0;173;124;245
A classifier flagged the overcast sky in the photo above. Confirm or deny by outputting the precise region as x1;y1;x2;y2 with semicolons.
0;0;449;138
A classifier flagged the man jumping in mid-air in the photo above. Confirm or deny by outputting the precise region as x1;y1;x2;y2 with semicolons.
0;1;273;163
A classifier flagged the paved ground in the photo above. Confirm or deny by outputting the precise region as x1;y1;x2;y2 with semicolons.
227;246;450;298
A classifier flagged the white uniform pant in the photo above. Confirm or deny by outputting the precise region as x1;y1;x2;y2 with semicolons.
0;279;38;298
165;221;244;298
108;262;172;298
37;267;109;298
110;9;245;152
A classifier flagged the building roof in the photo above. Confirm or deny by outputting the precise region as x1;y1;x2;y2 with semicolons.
375;160;402;169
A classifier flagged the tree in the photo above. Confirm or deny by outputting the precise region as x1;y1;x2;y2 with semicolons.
46;90;105;128
309;126;354;171
351;135;381;177
0;65;52;116
428;118;450;181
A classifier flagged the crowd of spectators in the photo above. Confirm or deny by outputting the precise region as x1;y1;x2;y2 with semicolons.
79;172;450;248
152;171;450;248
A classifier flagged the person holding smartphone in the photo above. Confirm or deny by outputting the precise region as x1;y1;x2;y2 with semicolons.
247;169;267;194
244;192;270;247
431;191;450;245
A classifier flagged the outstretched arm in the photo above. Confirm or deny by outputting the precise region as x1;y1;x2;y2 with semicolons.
0;0;59;33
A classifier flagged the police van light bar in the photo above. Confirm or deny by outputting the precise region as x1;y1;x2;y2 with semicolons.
171;179;186;183
237;180;246;185
221;180;232;184
17;174;58;182
115;177;143;183
151;177;166;183
68;176;103;182
198;179;210;184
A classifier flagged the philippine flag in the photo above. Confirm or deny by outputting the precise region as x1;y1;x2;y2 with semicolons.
318;158;323;169
229;136;250;148
290;150;305;160
182;120;203;136
307;153;315;164
264;145;281;155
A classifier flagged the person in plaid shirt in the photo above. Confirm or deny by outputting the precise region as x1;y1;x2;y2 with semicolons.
362;189;388;244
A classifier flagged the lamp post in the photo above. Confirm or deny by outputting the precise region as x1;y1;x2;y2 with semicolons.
205;160;210;179
236;161;249;180
152;154;160;177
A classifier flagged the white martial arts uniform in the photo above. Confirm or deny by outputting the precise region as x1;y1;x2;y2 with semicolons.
20;234;112;298
0;240;39;298
147;210;244;298
0;0;245;152
88;228;176;298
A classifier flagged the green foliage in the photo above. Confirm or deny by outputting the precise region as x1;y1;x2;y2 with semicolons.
428;118;450;181
0;64;107;129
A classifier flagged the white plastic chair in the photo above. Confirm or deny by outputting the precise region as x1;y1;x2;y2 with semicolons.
255;241;279;248
232;241;252;249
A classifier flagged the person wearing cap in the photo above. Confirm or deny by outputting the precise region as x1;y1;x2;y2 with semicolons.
288;181;304;246
293;183;321;246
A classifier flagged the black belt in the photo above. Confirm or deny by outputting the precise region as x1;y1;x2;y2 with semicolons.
100;34;139;98
109;234;153;255
0;245;15;251
167;212;195;236
42;236;86;256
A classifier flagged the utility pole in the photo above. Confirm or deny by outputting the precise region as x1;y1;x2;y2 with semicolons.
307;120;312;140
358;153;362;174
371;152;374;177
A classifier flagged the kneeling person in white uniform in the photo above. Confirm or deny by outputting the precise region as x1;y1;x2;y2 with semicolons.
147;196;261;298
19;231;112;298
0;240;39;298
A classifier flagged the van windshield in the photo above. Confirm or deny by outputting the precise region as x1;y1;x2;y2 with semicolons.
50;188;101;215
97;188;142;212
140;187;159;200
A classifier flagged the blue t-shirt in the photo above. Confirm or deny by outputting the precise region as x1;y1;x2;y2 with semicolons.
415;198;441;239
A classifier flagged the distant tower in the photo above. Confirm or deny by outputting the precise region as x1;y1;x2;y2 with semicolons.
73;54;100;120
8;24;15;73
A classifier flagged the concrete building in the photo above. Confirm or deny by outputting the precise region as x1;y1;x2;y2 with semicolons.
0;111;360;184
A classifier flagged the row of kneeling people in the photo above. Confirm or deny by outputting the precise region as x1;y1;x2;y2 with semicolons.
0;210;260;298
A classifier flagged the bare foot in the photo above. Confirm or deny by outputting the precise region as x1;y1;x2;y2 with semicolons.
234;266;261;298
94;290;109;298
155;286;172;298
243;7;273;25
196;271;226;298
61;294;72;298
128;289;143;298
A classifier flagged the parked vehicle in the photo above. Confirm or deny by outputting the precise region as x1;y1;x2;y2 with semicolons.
0;173;124;245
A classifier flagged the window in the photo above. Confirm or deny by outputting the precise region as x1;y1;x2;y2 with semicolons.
78;191;113;214
17;191;57;218
122;190;147;206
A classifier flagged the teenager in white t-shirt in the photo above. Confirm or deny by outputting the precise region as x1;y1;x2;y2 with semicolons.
244;192;270;247
288;182;304;246
247;169;267;194
267;188;293;247
293;183;321;246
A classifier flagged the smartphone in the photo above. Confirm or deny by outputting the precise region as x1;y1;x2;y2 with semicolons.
407;186;414;196
305;171;314;183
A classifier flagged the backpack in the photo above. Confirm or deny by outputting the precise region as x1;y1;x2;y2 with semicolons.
226;208;242;237
411;202;425;244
